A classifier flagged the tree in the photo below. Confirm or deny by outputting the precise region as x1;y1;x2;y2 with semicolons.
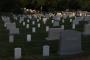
17;0;29;8
31;0;46;12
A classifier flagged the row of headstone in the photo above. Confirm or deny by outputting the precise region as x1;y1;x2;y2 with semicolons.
73;16;84;25
1;16;20;35
14;45;50;59
14;30;82;59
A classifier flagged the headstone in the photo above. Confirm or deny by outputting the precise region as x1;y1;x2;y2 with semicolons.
83;24;90;35
13;15;17;20
32;27;36;32
72;24;75;29
14;48;21;59
37;19;39;22
27;34;31;42
59;30;81;55
63;15;67;19
84;16;90;21
70;19;73;22
32;21;35;25
38;23;40;28
61;25;64;29
9;35;14;43
73;20;79;25
75;16;83;21
4;23;7;27
27;19;30;23
9;28;19;35
53;21;59;27
46;28;63;40
6;23;16;30
43;18;47;24
43;45;50;56
62;19;65;23
46;26;49;32
53;15;60;21
23;22;25;26
52;20;54;23
26;24;29;29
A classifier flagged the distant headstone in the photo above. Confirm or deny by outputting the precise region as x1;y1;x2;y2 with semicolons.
4;23;7;27
43;45;50;56
14;48;21;59
9;28;19;35
73;20;79;25
46;26;49;32
75;16;83;21
53;15;60;21
59;30;81;55
23;22;25;26
26;24;29;29
9;35;14;43
51;20;54;23
27;34;31;42
27;19;30;23
37;19;39;22
43;18;47;24
63;15;67;19
70;19;73;22
53;21;59;27
84;16;90;21
32;27;36;32
32;21;35;25
62;19;65;23
72;24;75;29
38;23;40;28
6;23;16;30
61;25;64;29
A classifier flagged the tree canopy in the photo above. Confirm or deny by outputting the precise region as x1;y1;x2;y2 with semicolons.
0;0;90;12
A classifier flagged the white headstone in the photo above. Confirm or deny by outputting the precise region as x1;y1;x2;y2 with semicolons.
38;23;40;28
70;19;73;22
53;15;60;21
9;35;14;43
4;23;7;27
61;25;64;29
72;24;75;29
27;19;30;23
37;19;39;22
43;45;50;56
46;26;49;32
23;22;25;26
27;34;31;42
32;27;36;32
62;19;65;23
26;24;29;29
52;20;54;23
9;28;20;35
14;48;21;59
32;21;35;25
6;23;16;30
43;18;47;24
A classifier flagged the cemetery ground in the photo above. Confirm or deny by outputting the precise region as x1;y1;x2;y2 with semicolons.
0;14;90;60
